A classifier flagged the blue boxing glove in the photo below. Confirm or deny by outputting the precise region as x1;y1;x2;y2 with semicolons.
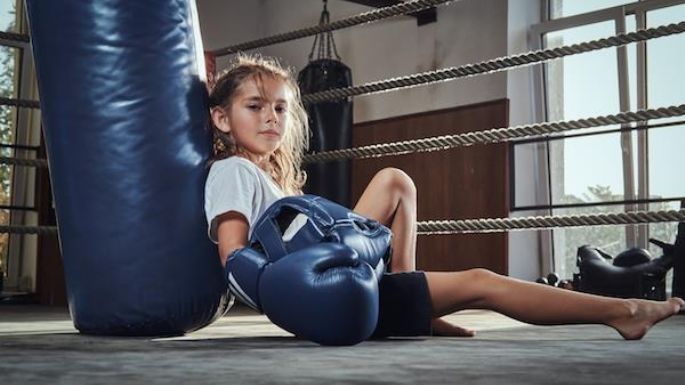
225;242;379;345
226;194;388;345
260;242;379;346
225;247;269;312
250;195;393;278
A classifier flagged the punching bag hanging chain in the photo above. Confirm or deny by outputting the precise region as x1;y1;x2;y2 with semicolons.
308;0;341;62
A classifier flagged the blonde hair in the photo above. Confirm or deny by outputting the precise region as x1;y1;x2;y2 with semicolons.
208;54;309;196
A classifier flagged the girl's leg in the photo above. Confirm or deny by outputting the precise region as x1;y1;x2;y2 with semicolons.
426;269;684;340
354;168;684;339
353;168;473;335
353;168;417;272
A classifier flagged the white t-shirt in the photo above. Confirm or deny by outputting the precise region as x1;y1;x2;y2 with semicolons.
204;156;285;243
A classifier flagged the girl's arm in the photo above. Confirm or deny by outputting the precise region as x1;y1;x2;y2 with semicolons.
215;211;249;267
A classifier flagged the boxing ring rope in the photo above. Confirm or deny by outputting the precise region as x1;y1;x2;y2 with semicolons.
0;156;47;168
0;30;29;43
3;208;683;237
7;104;683;170
2;0;456;57
0;224;57;235
4;22;684;108
302;21;685;103
417;210;685;235
2;16;683;235
212;0;455;56
4;22;683;114
303;104;685;163
0;96;40;109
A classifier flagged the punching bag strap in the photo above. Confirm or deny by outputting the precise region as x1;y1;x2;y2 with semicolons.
308;0;341;62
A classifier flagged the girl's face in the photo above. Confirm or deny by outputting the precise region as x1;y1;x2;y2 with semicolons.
213;76;290;163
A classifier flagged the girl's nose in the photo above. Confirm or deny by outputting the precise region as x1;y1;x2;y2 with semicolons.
266;107;279;124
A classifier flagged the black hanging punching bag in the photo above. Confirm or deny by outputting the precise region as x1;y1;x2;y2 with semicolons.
298;1;353;207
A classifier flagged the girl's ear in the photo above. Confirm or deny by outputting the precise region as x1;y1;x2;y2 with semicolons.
211;107;231;133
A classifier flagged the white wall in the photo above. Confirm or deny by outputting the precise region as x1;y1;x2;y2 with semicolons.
198;0;508;123
196;0;262;70
197;0;543;278
506;0;545;279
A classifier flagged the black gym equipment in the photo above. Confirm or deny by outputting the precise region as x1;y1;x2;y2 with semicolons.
546;272;560;286
298;0;354;207
574;239;675;301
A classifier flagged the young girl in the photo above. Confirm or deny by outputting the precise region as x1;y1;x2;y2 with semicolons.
204;54;683;341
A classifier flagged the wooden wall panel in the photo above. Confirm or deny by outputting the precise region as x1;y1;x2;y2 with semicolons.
351;99;510;274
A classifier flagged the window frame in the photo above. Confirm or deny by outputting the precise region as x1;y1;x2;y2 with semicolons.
512;0;685;270
1;0;40;292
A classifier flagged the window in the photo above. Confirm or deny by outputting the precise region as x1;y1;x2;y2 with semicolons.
1;0;40;294
549;0;635;19
1;0;22;290
518;0;685;284
0;43;19;276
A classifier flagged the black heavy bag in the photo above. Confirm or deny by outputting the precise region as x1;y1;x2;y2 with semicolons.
299;59;354;207
575;245;670;300
26;0;229;335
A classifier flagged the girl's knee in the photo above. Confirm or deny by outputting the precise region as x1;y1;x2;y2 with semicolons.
467;268;499;282
374;167;416;199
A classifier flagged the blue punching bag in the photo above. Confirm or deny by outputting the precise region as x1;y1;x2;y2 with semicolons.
25;0;229;335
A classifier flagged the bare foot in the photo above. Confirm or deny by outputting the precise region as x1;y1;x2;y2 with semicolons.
609;297;684;340
431;318;476;337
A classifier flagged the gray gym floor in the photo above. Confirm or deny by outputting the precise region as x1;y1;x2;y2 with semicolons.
1;305;683;385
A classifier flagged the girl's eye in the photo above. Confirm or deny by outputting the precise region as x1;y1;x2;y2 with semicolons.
275;105;287;113
247;105;261;110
